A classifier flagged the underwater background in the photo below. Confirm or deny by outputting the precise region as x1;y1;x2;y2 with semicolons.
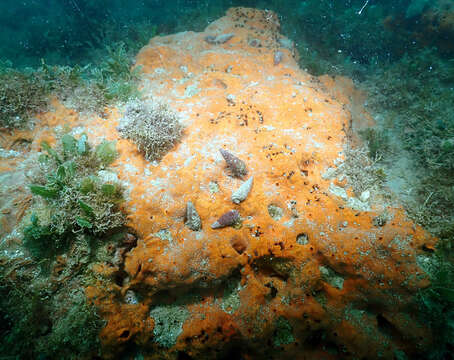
0;0;453;359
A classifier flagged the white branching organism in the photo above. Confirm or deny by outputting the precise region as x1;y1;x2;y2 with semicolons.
118;99;183;161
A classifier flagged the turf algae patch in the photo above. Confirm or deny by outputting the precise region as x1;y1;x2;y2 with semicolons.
150;304;190;348
267;204;284;221
272;317;295;347
219;276;243;314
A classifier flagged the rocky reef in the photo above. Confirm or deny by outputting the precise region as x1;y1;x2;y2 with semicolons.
0;7;439;360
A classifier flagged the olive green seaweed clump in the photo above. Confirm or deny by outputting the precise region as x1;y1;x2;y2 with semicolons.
118;99;184;161
40;43;141;113
0;41;141;129
23;133;125;258
0;67;50;128
2;131;125;357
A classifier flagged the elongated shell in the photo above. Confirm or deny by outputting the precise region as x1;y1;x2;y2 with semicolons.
231;176;253;204
185;201;202;231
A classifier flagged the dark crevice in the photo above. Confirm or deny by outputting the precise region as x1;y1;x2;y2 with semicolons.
376;314;401;340
219;344;246;360
148;268;243;307
113;270;128;287
252;256;292;282
264;282;278;299
177;351;194;360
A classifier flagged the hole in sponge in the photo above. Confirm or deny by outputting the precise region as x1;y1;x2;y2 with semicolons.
296;233;309;245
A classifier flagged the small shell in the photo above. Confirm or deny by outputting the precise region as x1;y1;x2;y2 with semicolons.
185;201;202;231
215;33;234;44
123;233;136;245
219;148;248;178
124;290;138;305
113;247;127;267
360;190;370;202
212;78;227;89
205;33;234;45
204;35;217;44
211;210;240;229
273;51;283;65
231;176;254;204
248;38;261;47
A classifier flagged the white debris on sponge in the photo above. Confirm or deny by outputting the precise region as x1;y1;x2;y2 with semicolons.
97;170;119;183
329;183;348;200
0;148;20;158
329;182;370;211
124;290;139;305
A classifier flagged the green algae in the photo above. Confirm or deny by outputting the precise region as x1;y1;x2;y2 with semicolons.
23;133;124;259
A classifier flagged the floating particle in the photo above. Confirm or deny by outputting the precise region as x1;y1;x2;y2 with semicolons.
185;201;202;231
231;176;254;204
211;210;240;229
220;148;248;178
278;38;294;50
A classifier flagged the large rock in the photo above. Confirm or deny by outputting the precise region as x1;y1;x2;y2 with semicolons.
1;7;435;360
